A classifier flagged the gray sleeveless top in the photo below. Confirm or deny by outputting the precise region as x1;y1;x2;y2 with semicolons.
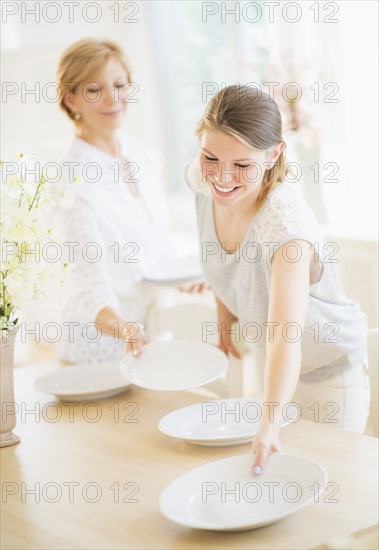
186;157;368;380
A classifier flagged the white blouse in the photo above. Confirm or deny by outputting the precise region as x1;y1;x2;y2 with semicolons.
57;136;171;364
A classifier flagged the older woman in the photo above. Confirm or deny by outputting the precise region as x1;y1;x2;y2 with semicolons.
57;38;171;363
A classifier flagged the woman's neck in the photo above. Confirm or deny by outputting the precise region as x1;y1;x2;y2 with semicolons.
215;185;261;225
76;127;121;158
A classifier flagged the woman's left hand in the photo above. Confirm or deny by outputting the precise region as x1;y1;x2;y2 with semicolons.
179;281;211;294
123;323;149;357
252;423;282;475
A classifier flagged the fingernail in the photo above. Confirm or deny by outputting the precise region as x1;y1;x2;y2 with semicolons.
252;465;262;475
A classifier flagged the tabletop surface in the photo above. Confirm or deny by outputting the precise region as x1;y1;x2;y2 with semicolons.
1;362;378;550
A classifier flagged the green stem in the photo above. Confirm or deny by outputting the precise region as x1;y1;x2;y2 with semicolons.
18;188;25;208
28;175;47;212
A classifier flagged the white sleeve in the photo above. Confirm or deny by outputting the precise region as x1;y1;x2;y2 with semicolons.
261;198;323;246
256;188;326;284
184;156;211;196
59;190;121;326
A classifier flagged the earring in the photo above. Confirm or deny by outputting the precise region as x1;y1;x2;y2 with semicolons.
74;113;81;121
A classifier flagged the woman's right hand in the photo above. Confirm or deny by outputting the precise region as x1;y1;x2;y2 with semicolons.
122;323;148;357
252;422;282;475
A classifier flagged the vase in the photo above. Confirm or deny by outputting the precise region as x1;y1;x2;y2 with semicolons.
0;325;20;447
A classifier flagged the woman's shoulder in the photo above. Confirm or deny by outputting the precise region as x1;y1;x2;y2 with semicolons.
269;181;304;211
255;181;323;244
61;135;154;164
61;136;90;164
60;138;108;198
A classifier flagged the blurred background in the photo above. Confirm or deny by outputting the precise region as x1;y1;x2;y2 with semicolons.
1;0;378;361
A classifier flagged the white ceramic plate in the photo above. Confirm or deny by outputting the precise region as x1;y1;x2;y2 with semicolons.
34;362;131;401
142;255;204;286
120;340;229;391
160;453;327;531
158;398;298;446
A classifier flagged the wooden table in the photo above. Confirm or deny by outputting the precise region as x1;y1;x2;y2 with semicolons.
1;362;378;550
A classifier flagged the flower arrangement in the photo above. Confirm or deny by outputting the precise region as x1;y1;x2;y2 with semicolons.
0;151;74;331
240;30;326;149
260;55;325;148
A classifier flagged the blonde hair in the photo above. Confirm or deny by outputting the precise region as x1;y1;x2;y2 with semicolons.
196;85;288;209
57;38;132;121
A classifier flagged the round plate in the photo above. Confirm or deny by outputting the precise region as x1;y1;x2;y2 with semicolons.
120;340;229;391
34;362;131;401
160;453;327;531
189;437;253;447
158;398;298;446
142;255;203;286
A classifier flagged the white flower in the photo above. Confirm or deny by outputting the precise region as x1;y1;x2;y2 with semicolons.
1;151;74;329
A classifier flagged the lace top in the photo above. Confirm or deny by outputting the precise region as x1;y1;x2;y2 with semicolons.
56;136;171;364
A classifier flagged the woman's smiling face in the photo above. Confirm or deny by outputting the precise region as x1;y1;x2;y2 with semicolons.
199;130;276;208
64;57;129;132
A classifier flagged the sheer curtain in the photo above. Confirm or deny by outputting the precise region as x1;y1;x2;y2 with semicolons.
322;0;378;238
146;0;255;193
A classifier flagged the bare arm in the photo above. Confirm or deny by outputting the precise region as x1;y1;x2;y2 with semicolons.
215;295;241;359
252;239;312;472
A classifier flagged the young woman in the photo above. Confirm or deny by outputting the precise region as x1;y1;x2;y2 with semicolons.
186;85;370;473
56;38;171;362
